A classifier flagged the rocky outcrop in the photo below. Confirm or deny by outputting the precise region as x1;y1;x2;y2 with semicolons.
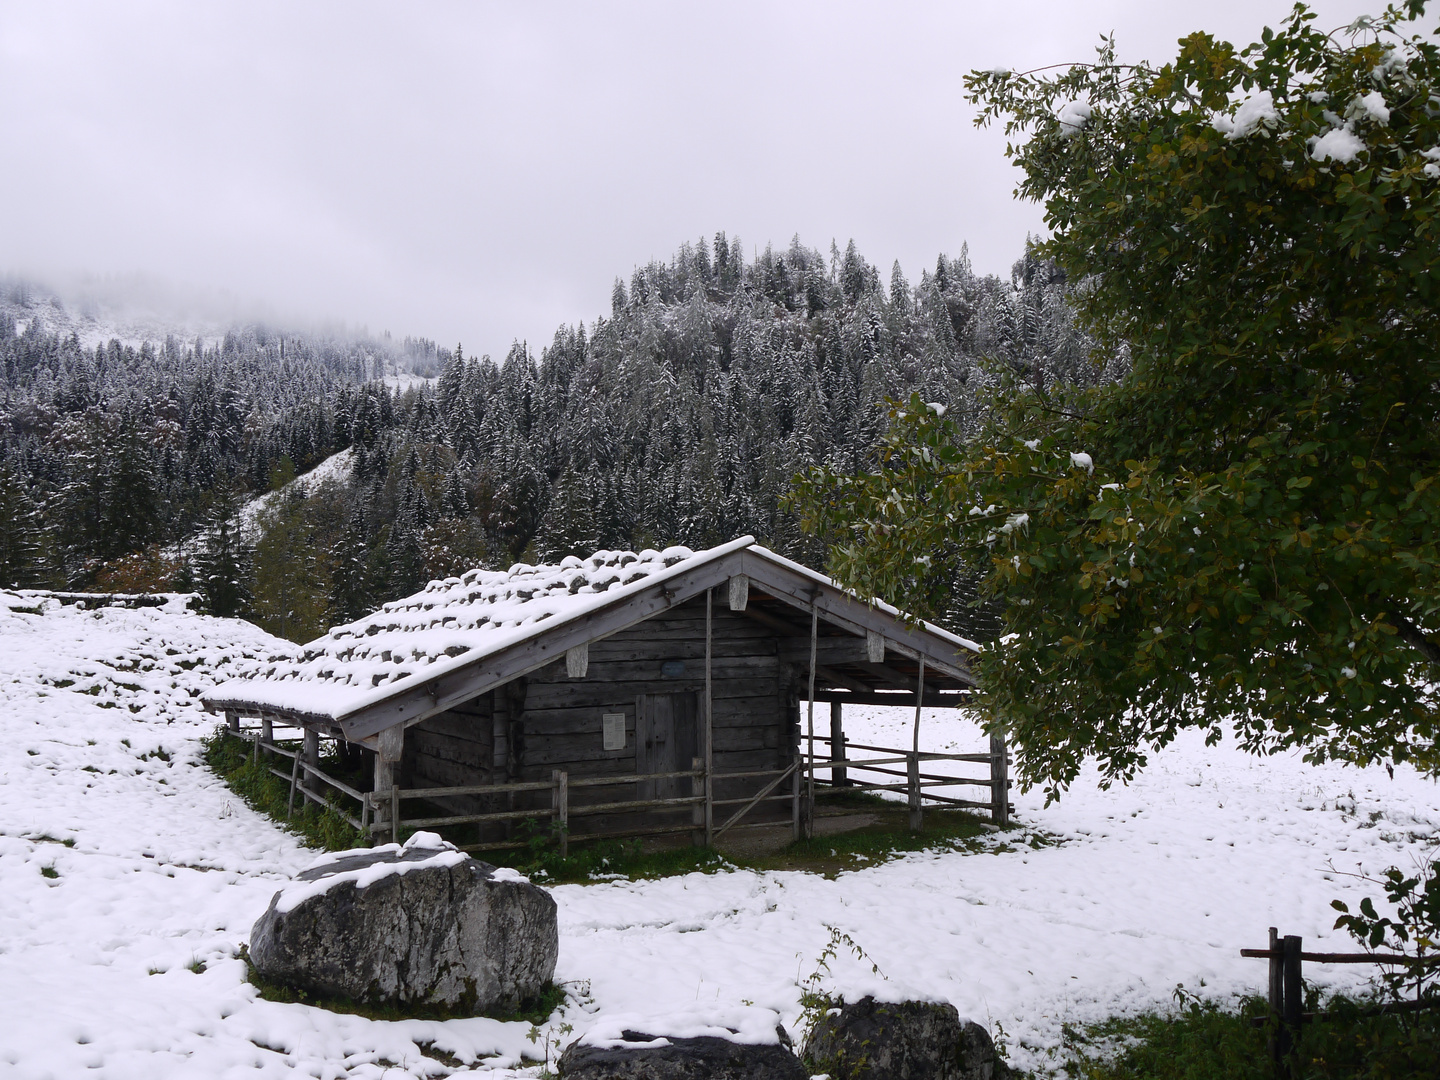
249;832;556;1012
558;1026;807;1080
802;997;1009;1080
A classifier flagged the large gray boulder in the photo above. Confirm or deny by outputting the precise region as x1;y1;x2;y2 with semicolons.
249;832;557;1012
558;1027;806;1080
802;997;1009;1080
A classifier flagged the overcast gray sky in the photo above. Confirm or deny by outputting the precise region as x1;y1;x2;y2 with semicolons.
1;1;1378;359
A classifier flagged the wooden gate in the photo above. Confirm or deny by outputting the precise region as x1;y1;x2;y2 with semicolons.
636;692;697;801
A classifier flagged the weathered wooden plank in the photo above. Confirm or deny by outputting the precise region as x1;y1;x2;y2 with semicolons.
414;712;493;742
522;677;779;710
528;656;781;684
809;690;968;707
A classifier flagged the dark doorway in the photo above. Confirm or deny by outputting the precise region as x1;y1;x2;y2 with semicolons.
636;692;698;800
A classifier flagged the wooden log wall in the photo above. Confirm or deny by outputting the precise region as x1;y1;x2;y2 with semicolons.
399;593;801;840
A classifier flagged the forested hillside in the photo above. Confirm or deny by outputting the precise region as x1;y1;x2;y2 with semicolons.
0;236;1121;643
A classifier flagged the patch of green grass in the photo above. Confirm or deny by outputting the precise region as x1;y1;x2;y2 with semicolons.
241;945;566;1023
1046;989;1440;1080
751;801;998;876
510;827;733;884
40;865;59;879
202;728;366;852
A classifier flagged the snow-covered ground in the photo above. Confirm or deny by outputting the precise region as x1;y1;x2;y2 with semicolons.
2;595;1437;1078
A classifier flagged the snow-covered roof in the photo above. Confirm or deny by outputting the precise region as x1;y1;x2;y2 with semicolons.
204;536;977;726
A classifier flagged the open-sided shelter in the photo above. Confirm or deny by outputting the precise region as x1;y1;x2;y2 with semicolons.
204;537;991;848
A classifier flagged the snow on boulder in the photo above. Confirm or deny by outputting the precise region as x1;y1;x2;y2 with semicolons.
248;832;557;1012
558;1007;805;1080
802;997;1010;1080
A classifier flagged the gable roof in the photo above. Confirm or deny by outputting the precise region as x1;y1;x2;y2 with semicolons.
203;536;979;741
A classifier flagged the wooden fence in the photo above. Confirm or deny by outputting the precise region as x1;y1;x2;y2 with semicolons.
1241;927;1439;1066
243;728;801;853
241;723;1012;855
805;733;1012;826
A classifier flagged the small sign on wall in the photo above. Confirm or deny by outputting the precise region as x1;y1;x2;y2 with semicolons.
602;712;626;751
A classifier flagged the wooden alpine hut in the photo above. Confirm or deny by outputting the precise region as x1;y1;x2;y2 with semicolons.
204;536;1004;851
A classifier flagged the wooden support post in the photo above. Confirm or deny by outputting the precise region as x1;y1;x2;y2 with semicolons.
691;756;706;847
373;725;404;844
302;728;320;796
226;710;239;735
260;715;273;757
908;752;923;832
830;701;847;787
1267;926;1284;1066
804;599;818;840
552;769;569;858
703;588;714;846
1281;934;1303;1062
989;731;1010;827
910;659;925;832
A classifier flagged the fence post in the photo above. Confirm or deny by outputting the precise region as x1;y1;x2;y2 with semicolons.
791;755;802;841
989;733;1010;827
908;752;923;832
830;702;847;787
260;715;273;759
302;728;320;798
287;750;301;818
1267;926;1283;1065
552;769;569;858
691;757;706;848
226;710;239;735
1282;934;1303;1062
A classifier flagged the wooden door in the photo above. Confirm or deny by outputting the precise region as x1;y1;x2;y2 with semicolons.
636;692;698;801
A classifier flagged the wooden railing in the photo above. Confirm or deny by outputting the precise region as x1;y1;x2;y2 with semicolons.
804;733;1012;825
240;724;1012;854
242;727;797;853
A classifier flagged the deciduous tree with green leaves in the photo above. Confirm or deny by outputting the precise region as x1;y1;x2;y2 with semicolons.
793;2;1440;799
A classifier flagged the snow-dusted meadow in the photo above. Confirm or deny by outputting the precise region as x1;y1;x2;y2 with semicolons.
2;595;1437;1078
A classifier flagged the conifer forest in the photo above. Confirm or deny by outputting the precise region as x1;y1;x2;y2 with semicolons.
0;235;1118;644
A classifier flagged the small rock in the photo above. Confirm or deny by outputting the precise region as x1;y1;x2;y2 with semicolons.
802;997;1008;1080
249;832;556;1012
559;1027;807;1080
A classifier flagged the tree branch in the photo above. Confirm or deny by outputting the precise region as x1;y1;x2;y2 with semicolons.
1394;616;1440;668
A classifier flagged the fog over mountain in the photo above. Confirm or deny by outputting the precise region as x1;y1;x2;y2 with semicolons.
0;1;1376;360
